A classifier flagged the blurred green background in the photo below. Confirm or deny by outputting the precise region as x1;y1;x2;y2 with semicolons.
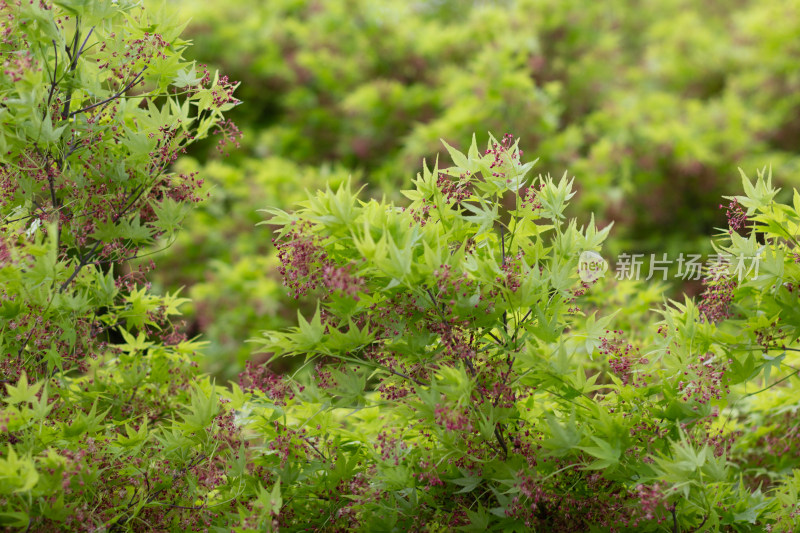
145;0;800;378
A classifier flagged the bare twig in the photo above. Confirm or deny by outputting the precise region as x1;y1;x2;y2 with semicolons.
671;504;679;533
69;67;147;118
60;22;81;120
45;40;59;110
493;425;508;459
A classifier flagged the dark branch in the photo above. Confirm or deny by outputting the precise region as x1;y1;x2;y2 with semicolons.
494;425;508;459
69;67;147;118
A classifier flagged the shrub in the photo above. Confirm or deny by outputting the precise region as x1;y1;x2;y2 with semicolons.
155;0;800;370
150;156;356;377
5;0;800;529
250;136;800;531
0;1;246;529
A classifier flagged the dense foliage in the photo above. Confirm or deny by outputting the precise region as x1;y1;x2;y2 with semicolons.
5;0;800;531
252;138;800;531
159;0;800;371
0;1;245;529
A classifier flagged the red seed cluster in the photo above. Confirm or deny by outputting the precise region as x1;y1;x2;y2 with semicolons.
521;182;544;210
239;360;302;406
274;223;365;300
634;483;668;524
434;399;473;432
600;331;648;387
697;265;737;323
755;320;786;351
322;263;365;300
214;118;243;156
485;133;522;183
274;223;328;298
506;468;650;531
677;353;730;409
721;198;747;233
436;171;471;203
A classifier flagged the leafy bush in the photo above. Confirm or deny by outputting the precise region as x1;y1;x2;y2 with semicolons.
155;0;800;369
6;0;800;530
0;1;246;529
174;0;800;212
150;156;355;376
249;137;800;531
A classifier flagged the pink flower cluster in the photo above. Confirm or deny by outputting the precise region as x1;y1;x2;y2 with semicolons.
437;172;471;203
485;133;523;183
434;400;473;432
697;265;737;323
239;360;302;405
722;198;747;233
275;223;365;300
600;331;649;386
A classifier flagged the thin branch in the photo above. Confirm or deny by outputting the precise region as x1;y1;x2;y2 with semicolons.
387;367;426;387
145;453;208;504
486;331;504;346
742;367;800;399
500;223;506;263
493;425;508;459
152;502;207;511
671;504;679;533
45;40;58;110
76;26;94;59
729;344;800;354
691;515;708;532
491;355;515;408
15;321;37;360
301;435;328;462
59;184;144;292
463;355;476;377
117;184;146;219
425;287;446;318
59;239;101;292
69;67;147;118
60;21;81;120
126;385;139;405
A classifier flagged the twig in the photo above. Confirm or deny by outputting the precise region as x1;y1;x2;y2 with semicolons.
691;514;708;532
60;22;82;120
59;239;102;292
45;40;59;110
486;331;504;346
152;502;207;511
301;435;328;462
493;425;508;459
742;367;800;399
671;504;679;533
76;26;94;60
387;367;426;387
69;67;147;117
